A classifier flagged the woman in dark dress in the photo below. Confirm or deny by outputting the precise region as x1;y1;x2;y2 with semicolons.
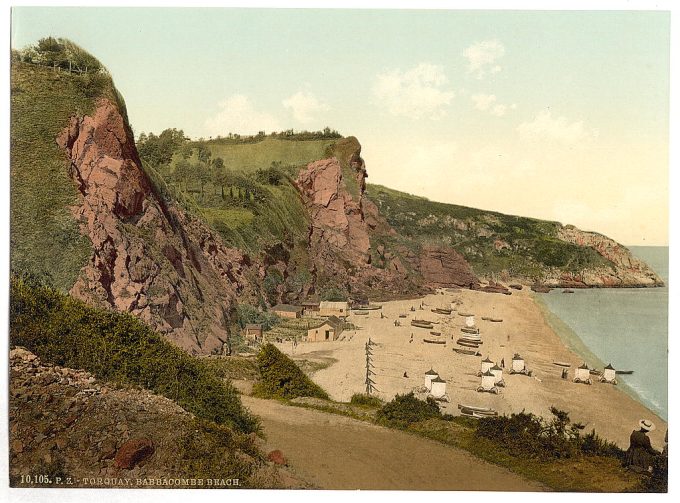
625;419;659;472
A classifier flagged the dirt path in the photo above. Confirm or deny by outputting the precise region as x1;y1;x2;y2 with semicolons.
242;396;545;491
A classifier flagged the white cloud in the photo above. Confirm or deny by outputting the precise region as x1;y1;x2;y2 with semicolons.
282;91;330;124
204;94;281;136
463;40;506;79
517;110;598;145
372;63;455;119
471;93;496;111
471;93;513;117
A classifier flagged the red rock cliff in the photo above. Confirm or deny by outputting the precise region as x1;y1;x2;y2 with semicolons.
57;98;255;355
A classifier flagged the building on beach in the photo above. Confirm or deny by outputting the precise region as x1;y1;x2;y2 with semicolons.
301;300;321;316
306;315;344;342
243;323;263;342
271;304;304;319
319;301;349;318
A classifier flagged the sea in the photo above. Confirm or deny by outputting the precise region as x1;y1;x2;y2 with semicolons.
536;246;668;420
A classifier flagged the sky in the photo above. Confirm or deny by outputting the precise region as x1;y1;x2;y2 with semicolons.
11;7;670;245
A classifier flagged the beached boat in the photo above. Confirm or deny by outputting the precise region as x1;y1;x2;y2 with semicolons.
457;339;482;347
458;312;474;317
424;339;446;345
461;327;480;334
413;318;438;325
457;404;498;415
489;318;503;323
398;314;408;318
411;320;434;329
355;304;382;310
616;370;634;375
431;308;452;315
430;331;442;336
353;311;369;315
562;289;575;294
589;369;602;376
553;361;571;367
453;348;480;356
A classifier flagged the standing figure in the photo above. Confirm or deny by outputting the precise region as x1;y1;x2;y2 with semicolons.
625;419;659;472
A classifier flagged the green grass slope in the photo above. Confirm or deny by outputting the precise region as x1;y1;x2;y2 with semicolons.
9;61;114;290
365;183;612;280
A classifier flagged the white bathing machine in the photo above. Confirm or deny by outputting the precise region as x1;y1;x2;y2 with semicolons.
430;376;447;399
424;368;439;390
465;315;476;328
511;354;525;372
600;363;618;384
478;370;499;393
574;363;592;384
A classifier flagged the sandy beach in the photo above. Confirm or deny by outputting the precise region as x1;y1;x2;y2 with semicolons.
275;288;666;450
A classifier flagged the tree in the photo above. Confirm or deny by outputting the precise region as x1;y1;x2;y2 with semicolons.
212;157;224;171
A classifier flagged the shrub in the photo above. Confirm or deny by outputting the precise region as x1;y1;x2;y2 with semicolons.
475;407;621;461
350;393;383;407
9;277;258;434
376;392;442;428
235;304;280;331
253;343;329;400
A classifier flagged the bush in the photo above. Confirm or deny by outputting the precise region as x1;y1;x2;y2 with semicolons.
350;393;383;407
9;277;258;434
376;392;442;428
253;343;329;400
475;407;622;461
235;304;280;331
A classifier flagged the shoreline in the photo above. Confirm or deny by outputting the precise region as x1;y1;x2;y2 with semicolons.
277;287;667;450
531;293;654;418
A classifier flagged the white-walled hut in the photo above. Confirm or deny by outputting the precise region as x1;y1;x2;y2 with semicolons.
424;368;439;390
480;356;494;374
430;376;447;398
490;364;505;387
465;315;476;328
600;363;618;384
511;354;525;372
574;363;592;384
478;370;498;392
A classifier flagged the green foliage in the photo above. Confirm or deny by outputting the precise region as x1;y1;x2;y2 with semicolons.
253;343;329;400
10;59;119;291
475;407;623;461
319;286;347;302
235;304;280;331
641;452;668;493
365;183;613;278
137;128;188;167
349;393;383;407
9;277;258;434
17;38;105;74
376;392;444;428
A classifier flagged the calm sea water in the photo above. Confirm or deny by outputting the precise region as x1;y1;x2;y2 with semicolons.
538;246;668;420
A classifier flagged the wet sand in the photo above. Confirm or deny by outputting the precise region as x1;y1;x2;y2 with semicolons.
276;288;666;449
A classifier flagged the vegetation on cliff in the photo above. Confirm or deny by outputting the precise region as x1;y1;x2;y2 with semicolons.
365;183;614;281
9;276;258;434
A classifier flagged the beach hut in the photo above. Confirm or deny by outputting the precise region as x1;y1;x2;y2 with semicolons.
573;363;592;385
600;363;618;385
430;376;447;399
465;315;476;328
480;356;494;374
490;364;505;387
477;370;499;394
508;353;532;376
424;368;439;390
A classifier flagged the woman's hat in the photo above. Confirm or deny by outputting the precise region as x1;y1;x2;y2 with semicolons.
639;419;656;432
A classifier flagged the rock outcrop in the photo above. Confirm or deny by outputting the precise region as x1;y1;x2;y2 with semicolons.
57;98;257;354
419;245;479;289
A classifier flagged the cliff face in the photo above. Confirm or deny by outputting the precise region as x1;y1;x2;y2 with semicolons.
294;138;479;297
57;98;256;354
552;226;664;287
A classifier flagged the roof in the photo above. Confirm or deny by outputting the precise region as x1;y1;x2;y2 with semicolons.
490;365;503;371
482;370;495;377
271;304;303;313
431;376;446;383
308;316;343;330
244;323;262;330
482;357;493;363
425;368;439;375
578;363;589;369
605;363;615;370
301;301;320;307
512;354;523;360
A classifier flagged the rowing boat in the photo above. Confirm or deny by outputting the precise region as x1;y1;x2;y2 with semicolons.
424;339;446;345
461;327;480;334
453;348;480;356
553;361;571;367
616;370;634;375
429;331;442;336
457;339;481;347
411;320;434;329
431;308;452;315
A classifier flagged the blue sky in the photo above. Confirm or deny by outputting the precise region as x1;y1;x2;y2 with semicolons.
11;8;670;244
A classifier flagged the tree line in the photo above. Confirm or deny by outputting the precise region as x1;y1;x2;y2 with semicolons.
12;37;105;74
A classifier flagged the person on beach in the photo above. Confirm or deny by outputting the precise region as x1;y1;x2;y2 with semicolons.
624;419;659;473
